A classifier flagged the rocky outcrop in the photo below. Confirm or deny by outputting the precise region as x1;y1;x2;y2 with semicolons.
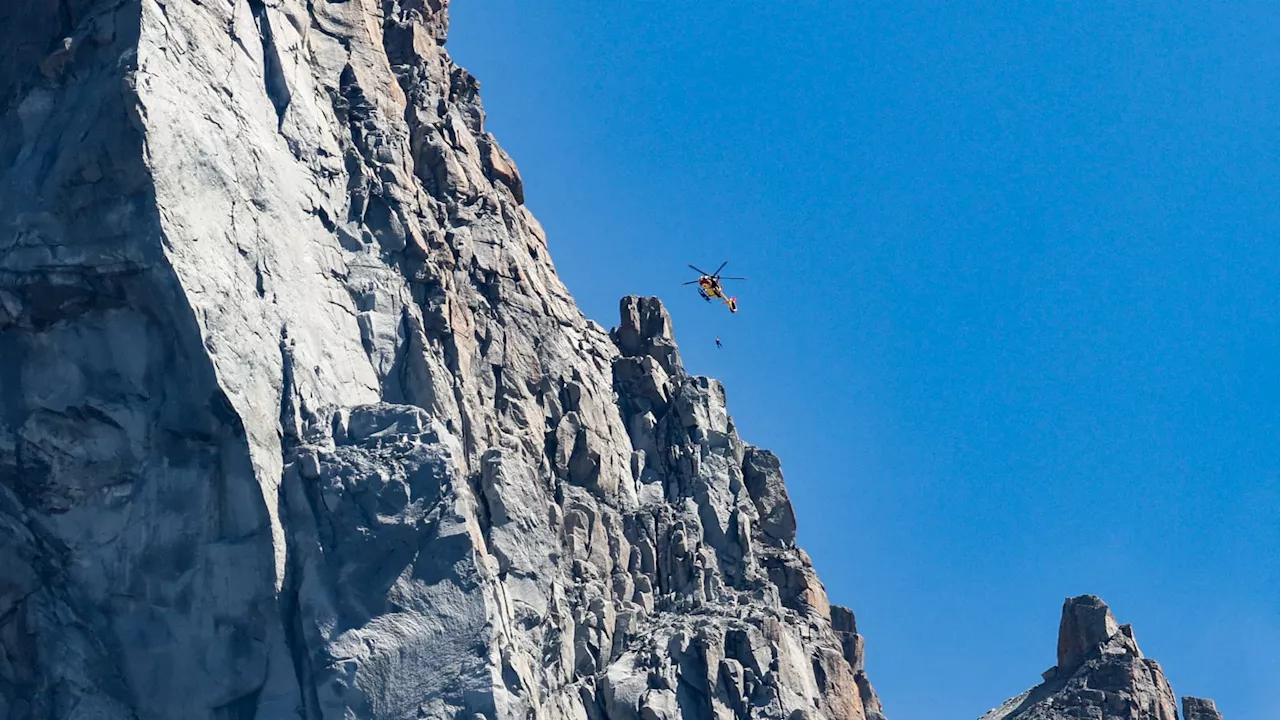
830;607;886;720
1055;594;1119;672
1182;697;1224;720
979;596;1217;720
0;1;883;719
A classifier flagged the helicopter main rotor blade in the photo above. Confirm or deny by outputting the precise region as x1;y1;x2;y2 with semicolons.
681;280;701;285
688;264;713;276
719;276;748;281
712;260;729;277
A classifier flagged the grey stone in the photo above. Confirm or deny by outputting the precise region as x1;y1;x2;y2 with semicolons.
742;447;797;544
344;403;429;444
0;1;884;718
613;296;683;376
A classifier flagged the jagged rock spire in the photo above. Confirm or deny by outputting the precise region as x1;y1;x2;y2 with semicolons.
980;596;1177;720
613;296;684;376
1056;594;1122;671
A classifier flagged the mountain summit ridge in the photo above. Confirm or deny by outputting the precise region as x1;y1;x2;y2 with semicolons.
980;596;1221;720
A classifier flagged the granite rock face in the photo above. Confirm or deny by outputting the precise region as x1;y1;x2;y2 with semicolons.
979;596;1221;720
0;1;884;719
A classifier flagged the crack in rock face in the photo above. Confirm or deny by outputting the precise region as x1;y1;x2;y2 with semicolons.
0;1;885;718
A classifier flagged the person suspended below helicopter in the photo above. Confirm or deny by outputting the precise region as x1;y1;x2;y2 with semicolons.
683;261;746;314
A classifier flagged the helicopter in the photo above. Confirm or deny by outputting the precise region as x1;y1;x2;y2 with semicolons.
683;261;747;313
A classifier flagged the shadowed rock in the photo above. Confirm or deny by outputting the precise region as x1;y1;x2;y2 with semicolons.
1056;594;1120;672
742;447;798;544
1182;697;1224;720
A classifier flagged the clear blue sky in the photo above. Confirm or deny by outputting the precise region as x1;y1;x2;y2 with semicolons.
446;4;1280;718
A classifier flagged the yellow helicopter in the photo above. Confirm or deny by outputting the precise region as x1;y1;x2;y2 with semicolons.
683;261;746;313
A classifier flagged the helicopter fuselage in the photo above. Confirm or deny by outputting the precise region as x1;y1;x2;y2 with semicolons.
697;276;725;299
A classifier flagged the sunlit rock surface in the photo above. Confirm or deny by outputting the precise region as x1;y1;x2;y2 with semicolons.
0;2;884;718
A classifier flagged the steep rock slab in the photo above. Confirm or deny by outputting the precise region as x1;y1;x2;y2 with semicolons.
979;596;1177;720
0;3;298;717
0;2;884;719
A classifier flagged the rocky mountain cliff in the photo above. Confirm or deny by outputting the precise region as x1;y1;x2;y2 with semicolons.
0;3;1230;720
0;1;883;718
